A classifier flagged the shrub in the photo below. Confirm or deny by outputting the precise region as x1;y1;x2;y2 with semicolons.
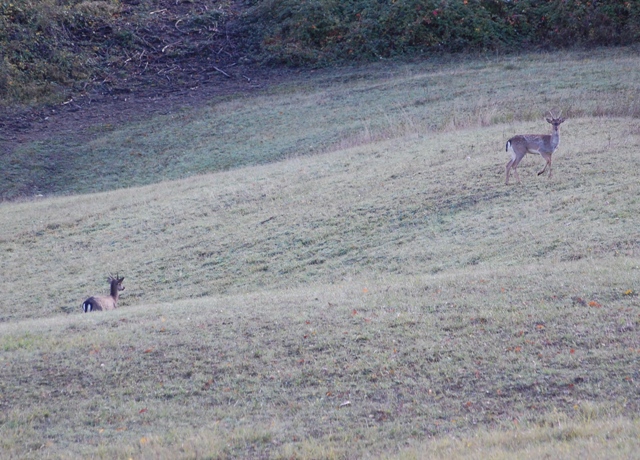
0;0;118;103
2;0;640;103
0;0;236;104
238;0;640;65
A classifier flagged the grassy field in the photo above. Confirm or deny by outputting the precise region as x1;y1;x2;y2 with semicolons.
1;49;639;458
3;48;640;199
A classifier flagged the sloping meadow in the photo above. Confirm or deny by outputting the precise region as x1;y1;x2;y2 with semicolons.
3;48;640;199
1;50;640;458
1;116;639;457
0;268;638;458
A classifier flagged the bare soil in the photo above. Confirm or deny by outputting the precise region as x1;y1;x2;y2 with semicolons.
0;64;294;157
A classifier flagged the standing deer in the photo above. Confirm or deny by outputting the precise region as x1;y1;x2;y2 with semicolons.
82;275;125;312
505;111;565;185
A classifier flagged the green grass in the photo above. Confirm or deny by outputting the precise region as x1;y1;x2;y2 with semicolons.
1;49;640;458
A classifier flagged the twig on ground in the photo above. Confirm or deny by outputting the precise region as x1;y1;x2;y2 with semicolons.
212;66;231;78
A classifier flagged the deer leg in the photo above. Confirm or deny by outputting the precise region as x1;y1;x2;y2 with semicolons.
507;154;524;185
505;159;514;185
505;161;522;185
513;166;521;184
505;147;523;185
546;154;553;177
537;153;552;177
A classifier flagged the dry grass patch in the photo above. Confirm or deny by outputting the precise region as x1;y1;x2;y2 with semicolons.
400;416;640;460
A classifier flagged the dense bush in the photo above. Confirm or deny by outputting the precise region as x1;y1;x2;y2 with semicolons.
0;0;119;102
239;0;640;65
0;0;236;104
1;0;640;103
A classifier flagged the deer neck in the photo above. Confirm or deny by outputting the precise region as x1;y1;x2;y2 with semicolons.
110;282;120;300
550;126;560;150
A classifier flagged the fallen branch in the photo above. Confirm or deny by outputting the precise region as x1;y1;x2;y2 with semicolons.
175;18;185;34
162;41;183;53
212;66;231;78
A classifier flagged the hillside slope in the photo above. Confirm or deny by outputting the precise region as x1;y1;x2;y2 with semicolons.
1;117;639;458
2;116;639;320
0;50;639;458
3;48;640;200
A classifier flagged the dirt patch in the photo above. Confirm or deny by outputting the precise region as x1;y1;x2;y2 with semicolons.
0;65;285;156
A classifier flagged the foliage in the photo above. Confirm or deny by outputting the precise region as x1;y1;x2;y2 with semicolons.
0;0;117;101
239;0;510;64
0;0;236;104
1;0;640;103
240;0;640;65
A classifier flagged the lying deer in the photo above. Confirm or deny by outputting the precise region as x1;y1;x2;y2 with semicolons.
505;111;565;185
82;275;125;312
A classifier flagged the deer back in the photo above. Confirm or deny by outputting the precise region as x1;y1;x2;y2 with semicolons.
511;134;556;154
82;275;125;313
83;295;117;311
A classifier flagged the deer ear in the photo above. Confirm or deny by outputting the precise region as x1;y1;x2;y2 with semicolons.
545;117;553;123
